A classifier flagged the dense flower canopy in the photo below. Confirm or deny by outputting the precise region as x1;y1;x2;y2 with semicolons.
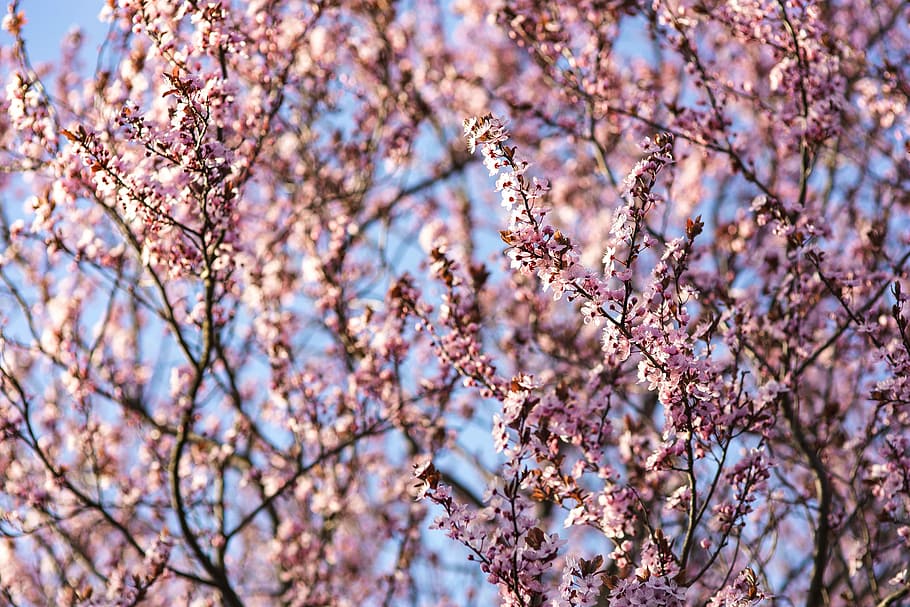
1;1;909;606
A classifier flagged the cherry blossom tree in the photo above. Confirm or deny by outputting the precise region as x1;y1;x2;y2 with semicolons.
1;0;908;606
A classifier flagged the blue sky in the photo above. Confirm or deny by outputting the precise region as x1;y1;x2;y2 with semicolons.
4;0;107;63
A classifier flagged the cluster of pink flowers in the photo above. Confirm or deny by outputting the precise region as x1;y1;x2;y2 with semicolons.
609;573;687;607
706;568;766;607
415;459;565;607
2;0;909;605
